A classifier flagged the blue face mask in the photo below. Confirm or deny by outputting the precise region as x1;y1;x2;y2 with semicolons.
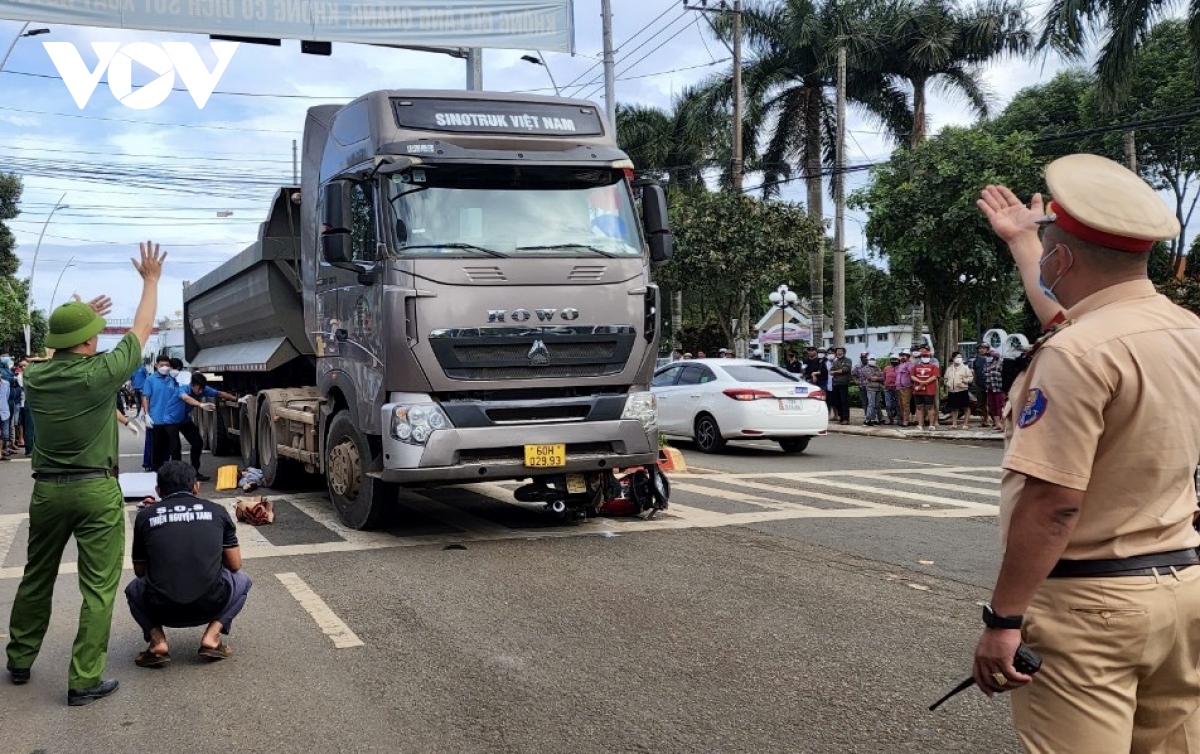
1038;245;1073;304
0;357;11;367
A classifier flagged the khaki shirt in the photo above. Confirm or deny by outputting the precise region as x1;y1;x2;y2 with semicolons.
27;332;142;474
1000;280;1200;559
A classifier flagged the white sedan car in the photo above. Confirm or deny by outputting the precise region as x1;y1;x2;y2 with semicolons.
651;358;828;454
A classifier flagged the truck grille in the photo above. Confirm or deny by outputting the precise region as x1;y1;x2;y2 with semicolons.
429;326;636;382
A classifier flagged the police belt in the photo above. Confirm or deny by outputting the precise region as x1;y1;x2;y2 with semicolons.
32;469;113;483
1048;548;1200;578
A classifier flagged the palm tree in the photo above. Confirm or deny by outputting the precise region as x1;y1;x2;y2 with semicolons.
872;0;1032;146
615;87;725;194
1039;0;1199;108
696;0;911;341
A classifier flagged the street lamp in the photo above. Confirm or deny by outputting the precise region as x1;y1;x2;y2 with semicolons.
24;192;69;355
520;52;560;96
49;256;76;312
1;23;50;74
768;284;798;366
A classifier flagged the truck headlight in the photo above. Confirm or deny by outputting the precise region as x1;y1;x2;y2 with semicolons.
621;391;657;433
390;403;452;445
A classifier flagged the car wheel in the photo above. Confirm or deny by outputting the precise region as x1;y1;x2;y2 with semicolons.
778;437;811;454
693;414;727;453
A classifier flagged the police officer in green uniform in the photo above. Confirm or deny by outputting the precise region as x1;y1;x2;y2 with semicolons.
5;241;166;706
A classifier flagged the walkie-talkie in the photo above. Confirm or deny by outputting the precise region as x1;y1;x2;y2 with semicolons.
928;644;1042;711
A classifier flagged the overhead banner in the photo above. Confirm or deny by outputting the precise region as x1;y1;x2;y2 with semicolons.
0;0;574;52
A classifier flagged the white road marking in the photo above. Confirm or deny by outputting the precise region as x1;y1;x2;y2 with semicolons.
893;459;948;467
0;468;1004;581
275;571;364;649
849;472;999;498
0;515;23;566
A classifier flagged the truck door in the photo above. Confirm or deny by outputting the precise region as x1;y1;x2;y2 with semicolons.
322;179;386;433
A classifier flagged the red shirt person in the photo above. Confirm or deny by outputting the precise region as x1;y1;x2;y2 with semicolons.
909;348;941;429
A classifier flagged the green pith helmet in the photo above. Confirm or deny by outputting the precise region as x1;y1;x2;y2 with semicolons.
44;301;105;350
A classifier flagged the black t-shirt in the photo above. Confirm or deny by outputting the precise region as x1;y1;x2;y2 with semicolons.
132;493;238;619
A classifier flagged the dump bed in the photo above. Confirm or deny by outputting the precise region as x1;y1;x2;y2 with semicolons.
183;187;313;373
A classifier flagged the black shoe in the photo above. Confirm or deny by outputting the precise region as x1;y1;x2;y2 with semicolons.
8;665;30;684
67;678;119;706
195;472;211;482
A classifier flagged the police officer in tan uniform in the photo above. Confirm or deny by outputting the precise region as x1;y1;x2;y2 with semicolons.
974;154;1200;752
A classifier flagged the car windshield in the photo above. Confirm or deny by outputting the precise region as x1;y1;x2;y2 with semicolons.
723;364;801;383
387;165;642;258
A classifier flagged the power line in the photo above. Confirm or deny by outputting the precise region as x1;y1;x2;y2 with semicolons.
576;9;695;100
0;68;357;102
559;1;682;93
0;143;294;165
0;105;301;134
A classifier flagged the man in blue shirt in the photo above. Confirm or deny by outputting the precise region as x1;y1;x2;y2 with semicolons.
178;374;234;482
142;356;209;471
129;361;149;418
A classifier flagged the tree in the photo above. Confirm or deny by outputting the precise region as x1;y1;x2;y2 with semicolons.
1087;21;1200;272
1037;0;1200;108
850;126;1043;358
654;190;824;347
0;172;46;354
700;0;913;345
873;0;1032;146
616;88;721;194
986;68;1101;160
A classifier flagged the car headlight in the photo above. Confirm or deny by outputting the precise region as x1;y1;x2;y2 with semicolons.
621;391;657;433
390;403;453;446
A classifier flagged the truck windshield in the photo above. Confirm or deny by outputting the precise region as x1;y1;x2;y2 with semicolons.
387;165;642;258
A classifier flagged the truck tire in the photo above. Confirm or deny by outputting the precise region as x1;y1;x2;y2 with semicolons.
325;412;395;530
211;405;236;456
257;394;299;488
239;400;257;470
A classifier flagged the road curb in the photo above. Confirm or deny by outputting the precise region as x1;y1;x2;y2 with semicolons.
825;423;1004;443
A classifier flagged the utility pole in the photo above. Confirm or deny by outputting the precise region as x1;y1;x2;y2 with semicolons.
685;1;743;190
731;0;743;190
1123;130;1137;173
292;139;298;185
601;0;616;126
832;45;847;350
466;49;482;90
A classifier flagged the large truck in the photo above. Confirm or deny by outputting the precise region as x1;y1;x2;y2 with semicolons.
184;90;673;529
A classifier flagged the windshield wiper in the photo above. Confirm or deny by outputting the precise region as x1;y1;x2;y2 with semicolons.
401;243;507;258
516;243;619;258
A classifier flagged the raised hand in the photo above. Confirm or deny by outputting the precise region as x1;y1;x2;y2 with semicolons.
132;240;167;282
977;185;1046;244
72;294;114;317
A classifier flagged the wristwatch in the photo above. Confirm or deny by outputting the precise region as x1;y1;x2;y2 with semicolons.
982;603;1023;630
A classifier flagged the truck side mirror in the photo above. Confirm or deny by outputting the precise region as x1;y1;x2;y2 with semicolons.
319;180;370;279
320;180;352;233
640;183;672;264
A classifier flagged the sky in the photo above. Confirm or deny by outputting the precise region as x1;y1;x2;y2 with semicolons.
0;1;1072;338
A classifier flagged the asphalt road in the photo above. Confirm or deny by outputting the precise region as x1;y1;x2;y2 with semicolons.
0;425;1017;753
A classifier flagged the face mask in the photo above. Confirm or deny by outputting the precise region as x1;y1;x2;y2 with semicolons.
953;357;963;365
826;356;834;362
157;366;170;376
921;357;931;364
816;354;825;359
1037;245;1073;304
0;357;11;367
169;369;180;378
985;356;994;363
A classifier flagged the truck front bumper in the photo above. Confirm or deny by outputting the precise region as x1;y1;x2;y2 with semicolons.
377;419;658;485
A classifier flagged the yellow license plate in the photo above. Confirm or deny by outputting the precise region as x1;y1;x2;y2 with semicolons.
565;473;586;493
524;443;566;468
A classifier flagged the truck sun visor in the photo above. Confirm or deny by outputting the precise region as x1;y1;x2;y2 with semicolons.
393;98;604;137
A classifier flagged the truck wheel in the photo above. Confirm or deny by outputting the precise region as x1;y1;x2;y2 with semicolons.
211;405;236;456
326;412;395;530
257;394;298;488
239;400;257;469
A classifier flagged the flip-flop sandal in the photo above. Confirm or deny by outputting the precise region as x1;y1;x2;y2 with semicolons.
198;643;232;661
135;650;171;668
